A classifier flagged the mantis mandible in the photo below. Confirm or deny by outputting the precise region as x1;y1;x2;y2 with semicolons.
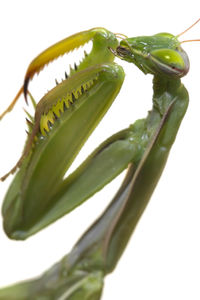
0;19;198;299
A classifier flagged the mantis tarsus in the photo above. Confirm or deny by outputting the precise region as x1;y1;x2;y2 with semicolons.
0;20;198;299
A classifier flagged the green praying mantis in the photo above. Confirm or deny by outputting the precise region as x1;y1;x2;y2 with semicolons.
0;19;199;299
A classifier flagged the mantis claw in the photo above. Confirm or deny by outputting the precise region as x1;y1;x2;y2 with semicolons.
0;28;119;120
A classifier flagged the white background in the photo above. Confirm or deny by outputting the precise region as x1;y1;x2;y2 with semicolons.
0;1;200;299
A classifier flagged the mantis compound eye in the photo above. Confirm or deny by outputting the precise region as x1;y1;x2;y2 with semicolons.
150;48;190;77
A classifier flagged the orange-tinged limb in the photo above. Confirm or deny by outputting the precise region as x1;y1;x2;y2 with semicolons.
0;86;23;120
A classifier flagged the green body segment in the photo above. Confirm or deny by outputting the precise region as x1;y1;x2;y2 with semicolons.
104;78;189;272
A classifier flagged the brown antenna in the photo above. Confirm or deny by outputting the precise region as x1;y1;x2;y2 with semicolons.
180;39;200;44
177;18;200;38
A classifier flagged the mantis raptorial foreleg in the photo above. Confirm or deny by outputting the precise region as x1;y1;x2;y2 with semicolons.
2;63;126;239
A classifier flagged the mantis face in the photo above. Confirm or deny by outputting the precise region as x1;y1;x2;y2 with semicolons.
116;33;190;77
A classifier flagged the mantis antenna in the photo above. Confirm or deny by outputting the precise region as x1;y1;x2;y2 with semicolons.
176;17;200;44
177;17;200;37
180;39;200;44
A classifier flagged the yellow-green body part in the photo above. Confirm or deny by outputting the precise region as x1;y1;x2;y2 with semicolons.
0;27;189;299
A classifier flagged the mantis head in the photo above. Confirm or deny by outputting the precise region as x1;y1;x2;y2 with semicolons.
114;32;190;78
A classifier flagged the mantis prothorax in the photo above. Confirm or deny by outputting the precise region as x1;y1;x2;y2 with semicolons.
0;20;197;299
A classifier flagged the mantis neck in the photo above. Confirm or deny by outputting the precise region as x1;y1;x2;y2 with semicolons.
152;75;182;116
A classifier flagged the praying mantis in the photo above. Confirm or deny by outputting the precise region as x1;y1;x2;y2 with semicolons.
0;19;199;299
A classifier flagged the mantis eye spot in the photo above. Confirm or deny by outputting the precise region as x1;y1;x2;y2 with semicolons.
150;48;189;77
